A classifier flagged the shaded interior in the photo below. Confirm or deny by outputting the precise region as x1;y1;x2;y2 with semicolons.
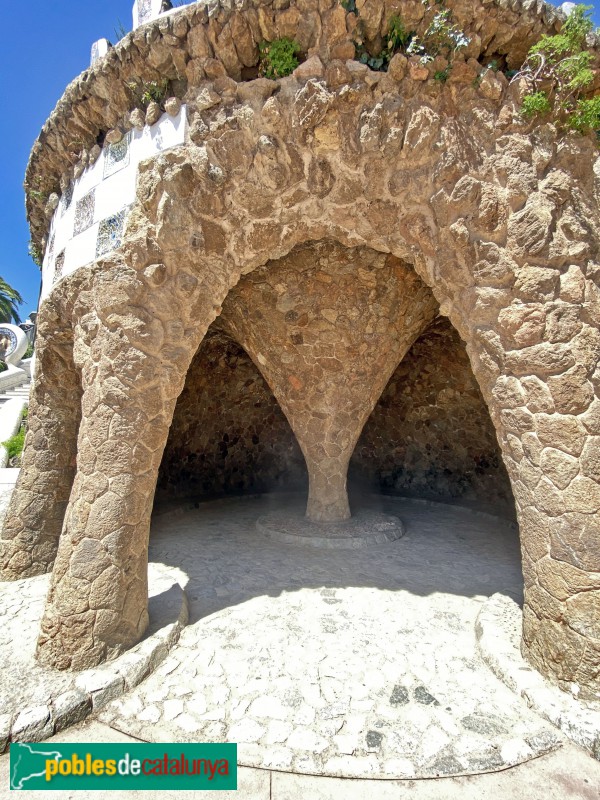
157;243;514;518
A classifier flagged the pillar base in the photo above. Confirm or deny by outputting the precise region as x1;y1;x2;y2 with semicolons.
256;509;404;549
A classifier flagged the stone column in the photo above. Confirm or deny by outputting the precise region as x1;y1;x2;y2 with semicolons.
305;452;351;522
33;243;230;669
219;242;439;524
35;320;180;669
490;309;600;701
0;332;80;580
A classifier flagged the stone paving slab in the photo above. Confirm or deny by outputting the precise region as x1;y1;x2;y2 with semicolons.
477;593;600;758
0;563;188;752
270;742;600;800
100;495;562;779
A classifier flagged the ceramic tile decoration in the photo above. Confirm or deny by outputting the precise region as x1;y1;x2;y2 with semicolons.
48;233;55;261
104;132;131;179
53;251;65;284
137;0;154;25
91;38;111;65
60;182;73;216
96;208;128;258
74;190;95;235
40;104;186;301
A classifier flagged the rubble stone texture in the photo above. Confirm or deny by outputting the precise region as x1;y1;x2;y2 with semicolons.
0;0;598;700
218;241;438;521
158;317;513;513
351;318;515;513
158;330;308;500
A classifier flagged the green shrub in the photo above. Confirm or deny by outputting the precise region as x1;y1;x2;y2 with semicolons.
352;2;469;73
128;79;169;109
258;38;300;79
24;343;34;359
28;241;42;267
516;5;600;136
0;361;7;374
522;91;552;118
434;67;451;83
3;427;25;460
407;7;470;62
568;94;600;134
355;15;415;70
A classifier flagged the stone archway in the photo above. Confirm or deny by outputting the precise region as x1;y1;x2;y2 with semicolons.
157;327;307;501
218;239;438;522
1;0;598;701
350;316;516;516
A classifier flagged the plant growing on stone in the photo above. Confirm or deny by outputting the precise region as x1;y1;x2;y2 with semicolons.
258;38;301;79
128;79;169;110
114;19;128;42
352;2;468;72
355;15;415;71
27;241;43;269
434;66;451;82
521;90;553;118
406;7;470;64
516;5;600;135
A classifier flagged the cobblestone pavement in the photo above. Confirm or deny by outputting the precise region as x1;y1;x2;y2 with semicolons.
100;495;562;779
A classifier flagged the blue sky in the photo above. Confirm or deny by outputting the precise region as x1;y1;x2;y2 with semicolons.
0;1;598;318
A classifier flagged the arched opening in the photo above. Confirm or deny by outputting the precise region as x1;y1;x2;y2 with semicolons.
350;317;516;520
155;240;517;531
157;327;307;504
140;240;528;774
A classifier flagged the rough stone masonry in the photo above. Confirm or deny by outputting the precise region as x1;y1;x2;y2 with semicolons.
0;0;598;704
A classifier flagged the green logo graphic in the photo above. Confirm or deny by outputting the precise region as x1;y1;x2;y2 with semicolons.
10;743;237;791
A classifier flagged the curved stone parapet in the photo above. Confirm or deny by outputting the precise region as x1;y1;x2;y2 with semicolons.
24;0;600;249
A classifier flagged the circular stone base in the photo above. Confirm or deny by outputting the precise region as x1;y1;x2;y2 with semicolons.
256;508;404;549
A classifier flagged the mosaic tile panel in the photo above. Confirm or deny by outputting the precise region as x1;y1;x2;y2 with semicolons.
47;233;55;262
60;182;73;216
138;0;153;24
53;251;65;284
96;208;129;258
0;328;18;359
73;190;95;236
103;132;131;179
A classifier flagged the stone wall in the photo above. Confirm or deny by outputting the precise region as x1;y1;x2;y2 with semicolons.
350;318;514;514
157;330;307;499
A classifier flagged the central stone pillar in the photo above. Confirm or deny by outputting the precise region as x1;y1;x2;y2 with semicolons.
306;454;351;522
219;241;438;523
